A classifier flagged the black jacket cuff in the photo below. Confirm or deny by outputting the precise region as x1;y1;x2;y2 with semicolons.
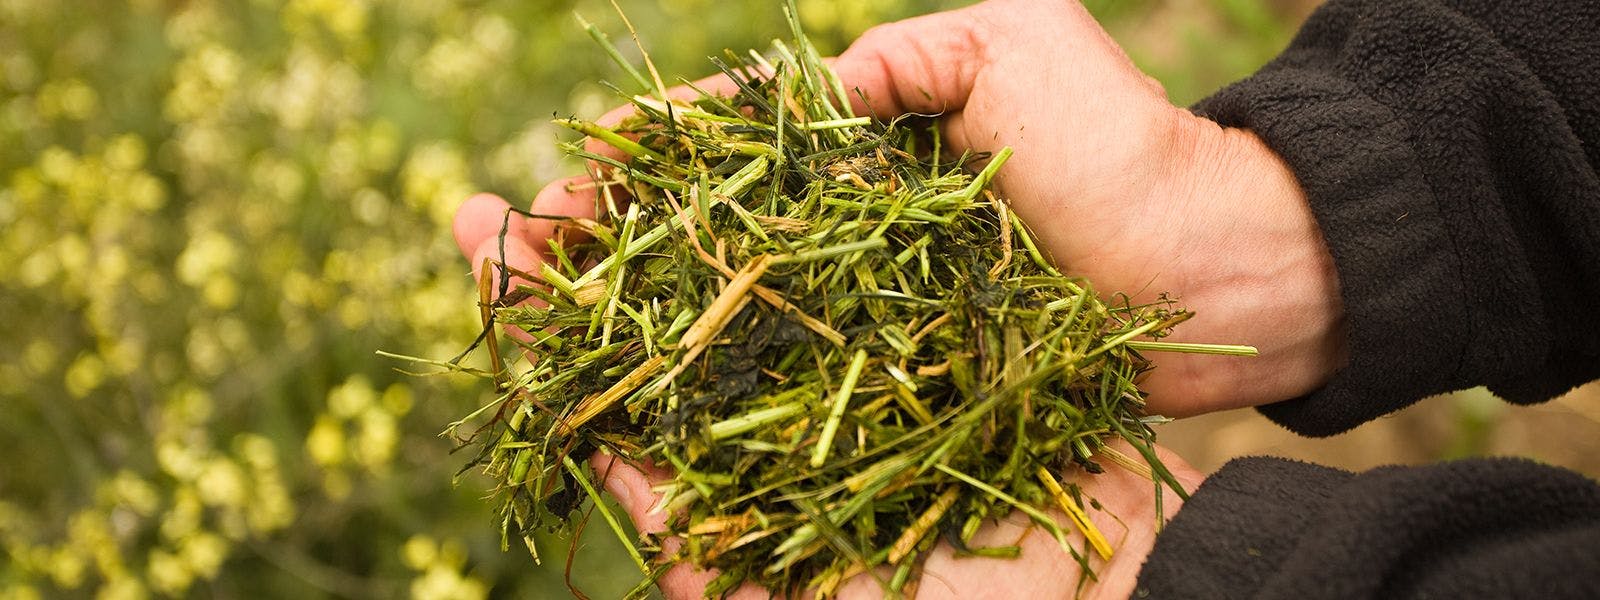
1136;456;1600;598
1194;71;1465;436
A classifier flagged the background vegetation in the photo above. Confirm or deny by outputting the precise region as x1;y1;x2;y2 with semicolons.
6;1;1592;598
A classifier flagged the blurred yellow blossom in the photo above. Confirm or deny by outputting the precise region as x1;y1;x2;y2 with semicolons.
64;353;106;398
355;406;399;470
145;549;192;596
95;575;148;600
105;134;148;171
179;532;230;580
22;338;56;376
402;534;438;570
411;565;489;600
35;78;100;121
195;458;249;508
158;488;202;543
383;383;415;415
402;141;474;226
405;536;488;600
329;375;376;418
175;230;237;287
104;472;162;517
37;146;77;184
306;415;346;466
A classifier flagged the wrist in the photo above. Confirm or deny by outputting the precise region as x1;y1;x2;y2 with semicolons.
1149;114;1347;413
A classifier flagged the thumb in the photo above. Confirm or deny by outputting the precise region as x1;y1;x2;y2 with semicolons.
591;451;671;535
829;2;995;118
590;452;764;599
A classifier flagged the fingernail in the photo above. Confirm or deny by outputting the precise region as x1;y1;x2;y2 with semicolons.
594;455;634;507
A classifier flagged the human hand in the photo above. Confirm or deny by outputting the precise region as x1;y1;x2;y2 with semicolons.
593;443;1203;600
810;0;1346;416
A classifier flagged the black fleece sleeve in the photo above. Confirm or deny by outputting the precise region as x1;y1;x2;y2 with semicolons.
1135;457;1600;599
1193;0;1600;436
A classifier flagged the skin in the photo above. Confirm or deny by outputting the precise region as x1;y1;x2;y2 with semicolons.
588;442;1202;599
453;0;1343;596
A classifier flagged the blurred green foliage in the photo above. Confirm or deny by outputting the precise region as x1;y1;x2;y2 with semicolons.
0;0;1309;598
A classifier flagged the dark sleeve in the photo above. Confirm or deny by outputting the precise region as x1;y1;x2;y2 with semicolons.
1192;0;1600;436
1135;457;1600;599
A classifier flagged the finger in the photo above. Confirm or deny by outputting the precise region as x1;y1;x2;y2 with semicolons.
469;234;545;303
454;193;533;259
469;234;547;344
656;563;767;600
580;3;1000;166
582;72;747;169
590;452;768;599
832;0;1134;123
592;451;671;535
829;2;992;119
594;72;745;128
527;175;605;247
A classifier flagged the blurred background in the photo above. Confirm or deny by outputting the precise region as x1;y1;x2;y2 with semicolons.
2;0;1594;598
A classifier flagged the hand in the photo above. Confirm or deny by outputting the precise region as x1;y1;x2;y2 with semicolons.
817;0;1346;416
593;443;1203;600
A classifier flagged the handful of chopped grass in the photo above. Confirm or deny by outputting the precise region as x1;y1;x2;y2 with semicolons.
440;4;1252;598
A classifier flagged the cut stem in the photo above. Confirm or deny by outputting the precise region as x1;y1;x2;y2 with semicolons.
553;117;665;162
562;455;649;574
1037;467;1112;560
811;349;869;468
795;117;871;131
1125;341;1258;356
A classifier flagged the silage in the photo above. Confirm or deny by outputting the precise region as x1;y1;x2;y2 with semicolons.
438;4;1251;597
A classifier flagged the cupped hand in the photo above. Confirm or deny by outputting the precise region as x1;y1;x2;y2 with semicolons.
818;0;1346;416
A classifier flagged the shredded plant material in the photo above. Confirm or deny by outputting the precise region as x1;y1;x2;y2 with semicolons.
436;4;1253;598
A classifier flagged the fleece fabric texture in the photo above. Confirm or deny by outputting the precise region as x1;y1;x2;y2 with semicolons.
1135;457;1600;599
1134;0;1600;596
1194;0;1600;436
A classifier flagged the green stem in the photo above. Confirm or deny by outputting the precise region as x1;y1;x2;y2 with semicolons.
553;118;665;162
1125;341;1259;356
811;349;869;468
562;455;649;574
